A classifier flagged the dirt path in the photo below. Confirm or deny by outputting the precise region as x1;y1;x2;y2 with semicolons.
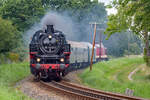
128;67;140;81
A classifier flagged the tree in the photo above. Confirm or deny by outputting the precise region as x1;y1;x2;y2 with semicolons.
0;0;45;31
0;17;20;53
0;0;6;7
103;31;142;57
105;0;150;66
0;1;3;7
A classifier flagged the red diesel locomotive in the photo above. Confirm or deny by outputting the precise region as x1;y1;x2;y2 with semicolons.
95;43;108;61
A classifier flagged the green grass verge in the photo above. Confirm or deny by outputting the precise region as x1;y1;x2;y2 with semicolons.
80;57;150;99
0;62;31;100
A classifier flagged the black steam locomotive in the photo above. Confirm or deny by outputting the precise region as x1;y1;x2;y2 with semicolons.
29;25;71;81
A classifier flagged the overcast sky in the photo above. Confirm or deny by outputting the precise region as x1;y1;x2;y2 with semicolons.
100;0;117;15
91;0;117;15
99;0;110;5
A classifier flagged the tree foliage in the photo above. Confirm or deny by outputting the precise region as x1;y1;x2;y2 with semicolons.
105;0;150;66
46;0;106;22
0;0;45;31
103;31;142;57
0;17;20;53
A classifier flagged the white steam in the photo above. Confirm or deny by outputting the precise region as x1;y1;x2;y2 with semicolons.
41;12;74;39
24;11;76;45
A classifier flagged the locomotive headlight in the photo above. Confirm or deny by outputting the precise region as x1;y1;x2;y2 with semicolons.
48;35;52;39
37;58;40;62
60;58;64;62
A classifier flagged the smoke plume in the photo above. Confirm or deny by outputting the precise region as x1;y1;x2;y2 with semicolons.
24;11;80;45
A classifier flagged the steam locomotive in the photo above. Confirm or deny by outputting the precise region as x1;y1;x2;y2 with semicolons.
30;25;71;81
29;25;108;81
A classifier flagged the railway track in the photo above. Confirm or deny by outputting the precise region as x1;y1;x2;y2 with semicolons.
40;80;146;100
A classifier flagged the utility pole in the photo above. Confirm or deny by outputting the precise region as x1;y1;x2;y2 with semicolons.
89;22;99;71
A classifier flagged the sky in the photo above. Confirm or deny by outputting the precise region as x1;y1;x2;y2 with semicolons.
92;0;117;15
99;0;117;15
99;0;110;5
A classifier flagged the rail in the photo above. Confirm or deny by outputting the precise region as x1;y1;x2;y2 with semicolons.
40;81;146;100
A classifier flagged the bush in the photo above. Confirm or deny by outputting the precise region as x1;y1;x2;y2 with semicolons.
11;46;28;62
124;43;141;56
8;53;19;62
0;54;8;64
0;17;21;53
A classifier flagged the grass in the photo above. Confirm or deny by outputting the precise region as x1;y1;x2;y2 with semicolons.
0;62;31;100
80;57;150;99
133;64;150;82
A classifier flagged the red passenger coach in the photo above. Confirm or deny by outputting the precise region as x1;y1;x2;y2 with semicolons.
95;43;108;61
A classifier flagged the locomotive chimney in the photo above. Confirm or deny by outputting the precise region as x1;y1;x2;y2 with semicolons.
46;25;54;34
